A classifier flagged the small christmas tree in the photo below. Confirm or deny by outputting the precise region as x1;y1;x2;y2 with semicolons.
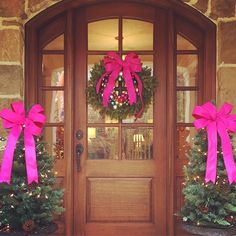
0;136;64;233
181;129;236;227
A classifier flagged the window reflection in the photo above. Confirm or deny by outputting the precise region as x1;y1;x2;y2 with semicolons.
42;55;64;86
42;91;64;123
123;19;153;50
44;126;64;159
88;19;119;51
43;34;64;50
177;91;197;123
88;127;118;159
177;127;196;159
177;55;197;87
122;128;153;160
177;34;196;50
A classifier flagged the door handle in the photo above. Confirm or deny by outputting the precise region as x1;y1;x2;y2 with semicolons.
76;143;84;171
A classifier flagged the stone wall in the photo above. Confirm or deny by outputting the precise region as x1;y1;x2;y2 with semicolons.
183;0;236;109
0;0;235;132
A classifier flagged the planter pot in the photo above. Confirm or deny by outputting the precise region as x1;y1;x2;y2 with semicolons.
182;222;236;236
0;222;58;236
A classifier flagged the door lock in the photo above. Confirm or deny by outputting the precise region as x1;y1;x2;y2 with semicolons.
76;143;84;171
76;130;83;140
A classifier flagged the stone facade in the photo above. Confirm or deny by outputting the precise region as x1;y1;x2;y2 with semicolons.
0;0;235;125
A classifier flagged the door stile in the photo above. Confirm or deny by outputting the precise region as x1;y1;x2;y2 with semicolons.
166;9;175;236
74;8;88;236
154;8;168;236
64;9;75;236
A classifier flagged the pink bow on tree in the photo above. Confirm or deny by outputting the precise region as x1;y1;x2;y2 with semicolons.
96;51;144;118
0;101;46;184
193;101;236;184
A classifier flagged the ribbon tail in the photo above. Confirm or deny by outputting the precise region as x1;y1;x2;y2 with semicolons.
123;68;136;105
0;126;22;184
133;73;144;119
24;130;38;184
96;72;109;94
102;70;119;107
218;126;236;184
205;123;218;183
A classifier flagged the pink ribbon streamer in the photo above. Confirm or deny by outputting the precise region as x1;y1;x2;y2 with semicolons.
193;101;236;184
0;101;46;184
96;52;143;118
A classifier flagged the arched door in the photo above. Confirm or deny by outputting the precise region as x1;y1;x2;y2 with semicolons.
74;3;166;236
25;1;216;235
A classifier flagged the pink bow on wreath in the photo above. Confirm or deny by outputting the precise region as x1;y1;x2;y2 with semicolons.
96;51;144;118
193;101;236;184
0;101;46;184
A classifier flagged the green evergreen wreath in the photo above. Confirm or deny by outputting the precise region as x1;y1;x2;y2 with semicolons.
87;62;157;120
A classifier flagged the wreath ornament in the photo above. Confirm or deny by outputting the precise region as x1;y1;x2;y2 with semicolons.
87;52;156;120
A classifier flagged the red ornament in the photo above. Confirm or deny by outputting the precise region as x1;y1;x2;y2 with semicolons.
225;215;234;223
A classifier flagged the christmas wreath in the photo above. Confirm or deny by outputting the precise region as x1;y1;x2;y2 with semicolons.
87;52;157;120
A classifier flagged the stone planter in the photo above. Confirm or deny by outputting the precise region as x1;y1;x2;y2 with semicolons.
182;222;236;236
0;222;58;236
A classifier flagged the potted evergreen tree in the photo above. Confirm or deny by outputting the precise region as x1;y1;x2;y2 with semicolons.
180;102;236;235
0;136;64;235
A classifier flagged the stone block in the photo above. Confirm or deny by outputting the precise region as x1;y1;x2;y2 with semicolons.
219;21;236;64
0;0;25;17
0;65;23;96
211;0;236;19
193;0;208;14
0;98;20;138
217;67;236;112
28;0;61;13
0;30;23;63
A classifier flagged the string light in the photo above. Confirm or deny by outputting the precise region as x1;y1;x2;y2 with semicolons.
10;205;14;209
45;195;48;199
37;194;40;198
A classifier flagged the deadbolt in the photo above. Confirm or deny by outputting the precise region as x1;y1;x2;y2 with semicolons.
76;129;83;140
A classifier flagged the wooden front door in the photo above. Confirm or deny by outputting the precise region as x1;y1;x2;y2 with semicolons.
73;3;167;236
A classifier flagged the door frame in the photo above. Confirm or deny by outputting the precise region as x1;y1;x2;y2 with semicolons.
25;1;216;235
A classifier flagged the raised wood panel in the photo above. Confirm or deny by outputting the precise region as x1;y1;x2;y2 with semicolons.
86;160;156;177
87;178;152;222
85;223;157;236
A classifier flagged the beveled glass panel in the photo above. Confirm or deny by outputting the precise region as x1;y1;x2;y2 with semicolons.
42;91;64;123
177;126;196;159
43;126;64;159
123;19;153;50
122;128;153;160
88;19;118;51
88;127;118;159
177;34;197;50
177;91;197;123
177;55;198;86
87;55;118;124
42;55;64;86
43;34;64;50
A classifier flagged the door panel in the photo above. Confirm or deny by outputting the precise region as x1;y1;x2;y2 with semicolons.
74;3;167;236
87;178;152;222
